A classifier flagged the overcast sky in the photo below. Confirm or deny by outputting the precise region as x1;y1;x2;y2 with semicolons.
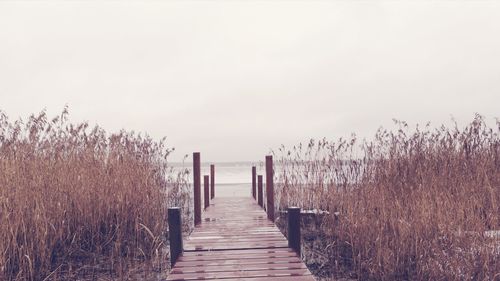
0;1;499;162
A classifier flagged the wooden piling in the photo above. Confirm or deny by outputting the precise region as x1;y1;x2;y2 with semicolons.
265;155;274;221
252;166;256;199
288;207;301;256
204;175;209;209
193;152;201;226
168;207;183;266
210;164;215;199
257;175;263;207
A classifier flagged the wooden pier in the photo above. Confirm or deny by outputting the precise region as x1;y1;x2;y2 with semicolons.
167;197;314;281
166;153;315;281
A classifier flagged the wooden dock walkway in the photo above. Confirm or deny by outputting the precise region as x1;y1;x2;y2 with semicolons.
166;196;315;281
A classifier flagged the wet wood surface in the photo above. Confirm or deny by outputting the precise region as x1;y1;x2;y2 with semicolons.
166;197;315;281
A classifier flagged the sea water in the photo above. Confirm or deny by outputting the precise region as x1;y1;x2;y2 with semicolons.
169;161;265;197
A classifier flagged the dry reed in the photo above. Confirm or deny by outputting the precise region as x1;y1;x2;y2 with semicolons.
0;108;190;281
274;115;499;280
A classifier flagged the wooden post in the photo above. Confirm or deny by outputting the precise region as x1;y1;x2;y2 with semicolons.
251;166;256;199
210;164;215;199
288;207;301;256
265;155;274;221
257;175;263;207
204;175;209;209
168;207;183;266
193;152;201;226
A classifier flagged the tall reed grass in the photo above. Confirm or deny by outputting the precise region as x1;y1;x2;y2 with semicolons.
275;115;499;280
0;109;190;280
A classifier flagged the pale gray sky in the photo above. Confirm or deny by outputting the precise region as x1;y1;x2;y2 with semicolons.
0;1;499;162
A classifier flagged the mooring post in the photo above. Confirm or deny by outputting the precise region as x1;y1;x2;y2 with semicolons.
168;207;183;266
204;175;209;209
265;155;274;221
288;207;301;256
210;164;215;199
193;152;201;226
252;166;256;199
257;175;263;207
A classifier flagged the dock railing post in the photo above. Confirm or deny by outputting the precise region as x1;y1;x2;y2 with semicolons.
257;175;263;207
204;175;209;209
265;155;274;221
168;207;183;266
210;164;215;199
252;166;256;199
288;207;301;256
193;152;201;225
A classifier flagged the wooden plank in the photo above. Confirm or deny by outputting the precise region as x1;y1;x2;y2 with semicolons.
178;253;299;262
220;277;315;281
175;257;303;267
166;268;312;280
181;248;295;257
171;262;307;274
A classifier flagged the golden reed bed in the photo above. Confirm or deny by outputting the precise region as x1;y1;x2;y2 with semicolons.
274;115;499;280
0;109;190;280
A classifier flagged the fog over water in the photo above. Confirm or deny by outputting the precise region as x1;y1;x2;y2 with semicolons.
1;1;499;162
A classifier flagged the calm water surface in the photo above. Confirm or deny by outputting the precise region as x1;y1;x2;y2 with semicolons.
170;161;265;197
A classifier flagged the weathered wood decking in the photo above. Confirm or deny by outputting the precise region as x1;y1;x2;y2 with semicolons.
167;197;315;281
